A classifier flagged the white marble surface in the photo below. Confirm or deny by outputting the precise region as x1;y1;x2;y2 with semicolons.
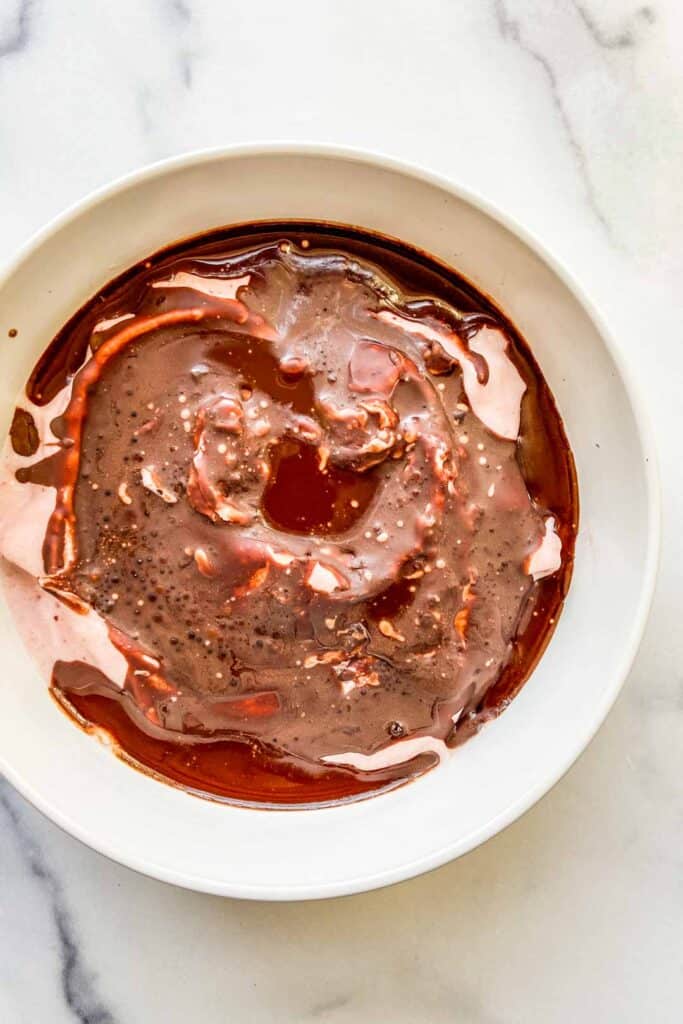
0;1;681;1020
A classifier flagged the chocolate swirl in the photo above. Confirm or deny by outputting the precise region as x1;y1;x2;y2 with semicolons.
0;225;577;805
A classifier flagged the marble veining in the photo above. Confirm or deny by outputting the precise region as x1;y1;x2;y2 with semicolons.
0;0;33;60
495;0;613;235
166;0;195;89
0;1;681;1021
0;782;117;1024
574;2;655;50
306;995;352;1020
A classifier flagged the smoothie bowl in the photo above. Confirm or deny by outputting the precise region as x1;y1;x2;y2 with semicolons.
0;146;658;898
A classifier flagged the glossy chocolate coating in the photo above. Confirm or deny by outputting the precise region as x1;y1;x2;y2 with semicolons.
6;223;578;805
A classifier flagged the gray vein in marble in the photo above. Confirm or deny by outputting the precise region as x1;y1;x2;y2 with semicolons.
0;781;117;1024
178;50;193;89
166;0;195;89
136;82;155;142
0;0;33;60
494;0;612;238
307;994;351;1019
168;0;192;22
574;2;655;50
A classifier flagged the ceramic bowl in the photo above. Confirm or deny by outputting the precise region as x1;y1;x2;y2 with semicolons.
0;145;659;899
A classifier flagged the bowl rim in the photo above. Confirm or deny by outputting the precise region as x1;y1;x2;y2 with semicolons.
0;142;661;900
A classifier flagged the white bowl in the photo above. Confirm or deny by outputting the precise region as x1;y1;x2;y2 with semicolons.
0;145;659;899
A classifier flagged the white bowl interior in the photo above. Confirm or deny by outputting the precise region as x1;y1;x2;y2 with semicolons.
0;149;656;898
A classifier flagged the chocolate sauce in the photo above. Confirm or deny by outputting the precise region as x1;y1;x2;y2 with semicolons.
1;223;578;806
9;408;39;457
